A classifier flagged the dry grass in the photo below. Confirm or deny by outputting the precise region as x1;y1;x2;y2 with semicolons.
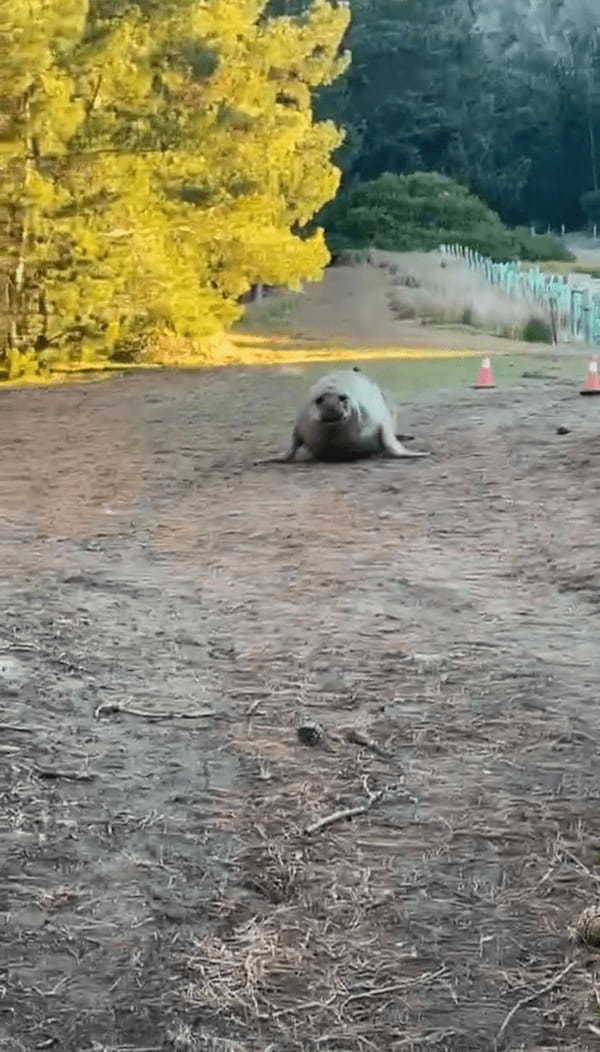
376;250;548;338
174;687;600;1049
179;726;454;1049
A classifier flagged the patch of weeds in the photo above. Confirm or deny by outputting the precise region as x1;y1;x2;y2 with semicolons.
240;294;296;333
388;295;416;320
333;248;371;266
266;298;294;323
498;323;517;339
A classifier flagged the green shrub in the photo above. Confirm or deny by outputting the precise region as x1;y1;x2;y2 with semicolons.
512;227;574;263
573;265;600;279
321;172;513;259
331;248;371;266
321;172;574;263
521;316;552;343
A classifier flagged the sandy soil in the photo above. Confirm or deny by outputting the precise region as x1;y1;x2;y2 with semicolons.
2;362;600;1052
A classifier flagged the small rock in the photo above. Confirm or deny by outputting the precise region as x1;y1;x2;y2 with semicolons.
556;426;571;436
297;722;324;747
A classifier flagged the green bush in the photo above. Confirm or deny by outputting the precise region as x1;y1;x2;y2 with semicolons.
331;248;371;266
521;316;552;343
573;264;600;279
321;172;574;263
512;227;574;263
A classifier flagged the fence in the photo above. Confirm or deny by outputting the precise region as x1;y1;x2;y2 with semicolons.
439;243;600;346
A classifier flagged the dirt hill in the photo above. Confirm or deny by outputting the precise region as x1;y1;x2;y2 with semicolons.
241;250;556;355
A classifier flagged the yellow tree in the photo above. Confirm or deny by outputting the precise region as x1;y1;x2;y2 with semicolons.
0;0;350;375
0;0;88;375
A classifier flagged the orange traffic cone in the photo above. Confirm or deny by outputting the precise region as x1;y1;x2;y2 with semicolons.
580;356;600;396
474;356;495;389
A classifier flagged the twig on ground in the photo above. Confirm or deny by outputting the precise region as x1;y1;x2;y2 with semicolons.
94;700;215;721
0;639;40;651
454;640;504;649
274;993;339;1018
345;726;394;760
559;843;600;887
343;965;448;1006
393;1029;457;1048
305;788;386;836
35;766;96;782
275;969;447;1019
494;959;578;1049
245;698;263;718
366;890;396;910
0;724;36;732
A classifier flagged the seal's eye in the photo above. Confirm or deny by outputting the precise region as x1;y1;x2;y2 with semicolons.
315;395;324;405
339;394;348;403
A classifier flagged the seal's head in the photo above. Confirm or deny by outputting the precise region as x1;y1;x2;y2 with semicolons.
311;389;355;427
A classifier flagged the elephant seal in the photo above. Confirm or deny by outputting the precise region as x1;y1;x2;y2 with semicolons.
259;369;429;463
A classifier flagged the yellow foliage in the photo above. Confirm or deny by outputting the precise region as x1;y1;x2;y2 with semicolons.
1;0;350;371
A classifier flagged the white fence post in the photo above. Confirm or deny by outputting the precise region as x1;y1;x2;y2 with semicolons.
437;241;598;346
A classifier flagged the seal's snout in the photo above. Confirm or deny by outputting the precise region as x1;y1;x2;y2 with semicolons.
320;406;344;423
315;391;349;424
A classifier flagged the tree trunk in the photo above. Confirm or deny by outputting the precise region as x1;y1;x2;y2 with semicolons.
6;91;35;372
588;112;598;193
587;64;598;193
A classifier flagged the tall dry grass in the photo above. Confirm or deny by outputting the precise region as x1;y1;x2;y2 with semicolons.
377;250;549;340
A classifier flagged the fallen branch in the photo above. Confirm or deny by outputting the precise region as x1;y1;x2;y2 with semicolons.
245;698;264;718
304;789;385;836
345;727;394;760
394;1029;457;1048
94;700;215;721
559;842;600;888
0;724;36;733
35;767;96;782
274;970;447;1018
494;960;577;1049
344;965;448;1006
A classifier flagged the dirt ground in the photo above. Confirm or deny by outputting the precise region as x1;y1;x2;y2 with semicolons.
241;255;560;356
2;361;600;1052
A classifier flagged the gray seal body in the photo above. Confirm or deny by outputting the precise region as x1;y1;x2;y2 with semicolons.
268;369;429;463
